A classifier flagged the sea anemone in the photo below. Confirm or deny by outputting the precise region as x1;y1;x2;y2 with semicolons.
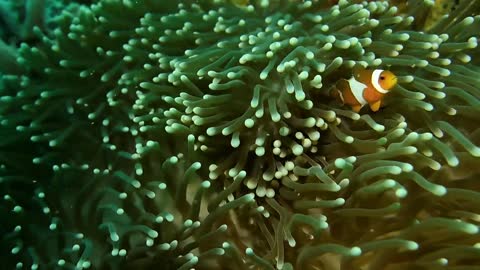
1;0;480;269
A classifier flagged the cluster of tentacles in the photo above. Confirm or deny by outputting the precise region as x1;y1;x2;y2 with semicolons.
1;0;480;269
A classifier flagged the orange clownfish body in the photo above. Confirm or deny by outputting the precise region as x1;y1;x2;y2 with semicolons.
332;67;398;112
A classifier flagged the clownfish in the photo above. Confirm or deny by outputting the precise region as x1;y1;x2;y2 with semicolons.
331;67;398;112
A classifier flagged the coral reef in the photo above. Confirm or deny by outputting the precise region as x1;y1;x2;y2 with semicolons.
1;0;480;269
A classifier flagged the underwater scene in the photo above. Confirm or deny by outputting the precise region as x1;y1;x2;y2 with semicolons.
1;0;480;269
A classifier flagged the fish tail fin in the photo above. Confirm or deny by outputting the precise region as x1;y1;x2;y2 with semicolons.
331;80;347;105
330;86;339;98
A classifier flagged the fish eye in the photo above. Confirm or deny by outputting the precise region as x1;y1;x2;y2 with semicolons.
380;76;385;80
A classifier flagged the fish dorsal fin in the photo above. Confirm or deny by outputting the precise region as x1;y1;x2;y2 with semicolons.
352;65;367;79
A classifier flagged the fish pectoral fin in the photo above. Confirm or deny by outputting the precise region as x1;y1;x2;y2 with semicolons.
352;105;362;112
370;100;382;112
